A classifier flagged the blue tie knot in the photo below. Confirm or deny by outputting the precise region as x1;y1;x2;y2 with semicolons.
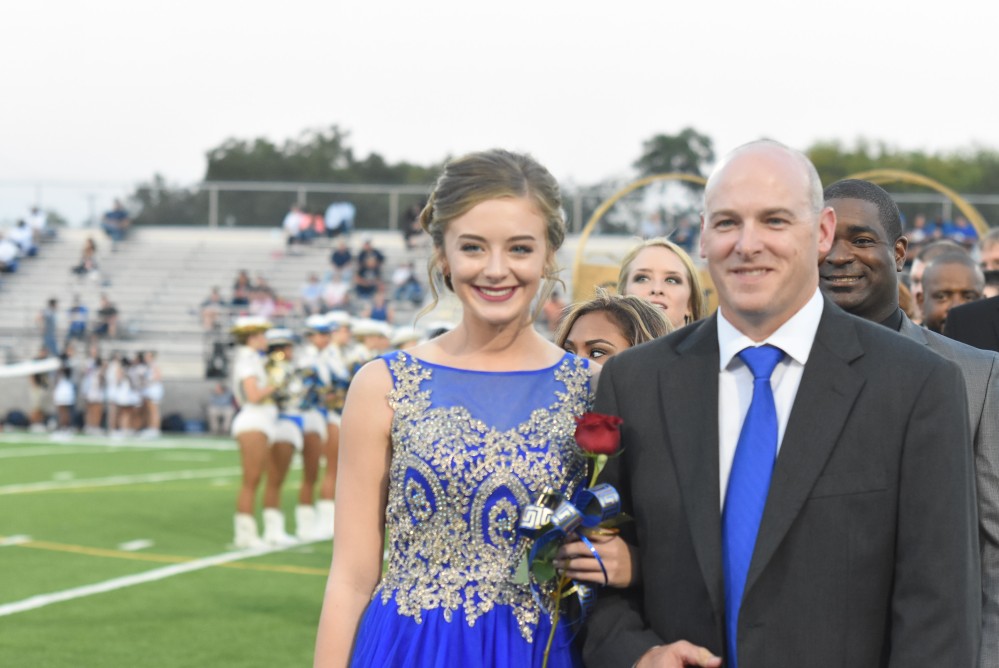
738;345;784;381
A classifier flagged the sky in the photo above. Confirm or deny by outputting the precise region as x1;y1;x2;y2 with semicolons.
3;0;999;225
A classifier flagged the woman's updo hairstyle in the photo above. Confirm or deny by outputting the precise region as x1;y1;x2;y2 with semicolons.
418;149;566;315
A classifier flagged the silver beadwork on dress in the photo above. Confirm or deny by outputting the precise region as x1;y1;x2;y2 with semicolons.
375;352;592;641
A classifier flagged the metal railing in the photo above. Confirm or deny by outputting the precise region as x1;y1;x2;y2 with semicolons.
3;179;996;233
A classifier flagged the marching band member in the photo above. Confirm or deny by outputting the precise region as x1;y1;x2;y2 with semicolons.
293;315;336;540
229;316;279;548
313;311;354;540
390;326;423;351
261;327;303;547
348;318;393;371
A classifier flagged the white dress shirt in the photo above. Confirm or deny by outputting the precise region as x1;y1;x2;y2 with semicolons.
716;289;824;507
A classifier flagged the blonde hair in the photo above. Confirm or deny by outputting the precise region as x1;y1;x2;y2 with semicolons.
617;238;707;323
418;149;566;318
554;289;673;350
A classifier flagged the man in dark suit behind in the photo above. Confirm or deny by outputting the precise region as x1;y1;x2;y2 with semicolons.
583;141;980;668
946;295;999;353
820;178;999;668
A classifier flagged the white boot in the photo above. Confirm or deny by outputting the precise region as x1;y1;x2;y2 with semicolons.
233;513;264;549
295;504;317;541
262;508;297;547
312;499;335;540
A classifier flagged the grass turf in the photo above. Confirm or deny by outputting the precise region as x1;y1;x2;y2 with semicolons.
0;433;333;667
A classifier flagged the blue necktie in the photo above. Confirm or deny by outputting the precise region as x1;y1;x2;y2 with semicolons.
722;344;785;668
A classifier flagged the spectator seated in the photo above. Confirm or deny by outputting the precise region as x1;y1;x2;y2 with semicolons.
324;202;355;239
0;235;20;273
101;200;131;248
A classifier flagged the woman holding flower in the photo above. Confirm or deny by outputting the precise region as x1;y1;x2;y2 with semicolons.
314;149;599;667
553;291;672;588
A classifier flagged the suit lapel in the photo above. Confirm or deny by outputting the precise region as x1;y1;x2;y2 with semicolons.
745;304;866;594
898;313;930;346
664;316;724;617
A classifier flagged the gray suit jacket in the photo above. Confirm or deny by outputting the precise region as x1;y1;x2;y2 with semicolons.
584;300;981;668
900;314;999;668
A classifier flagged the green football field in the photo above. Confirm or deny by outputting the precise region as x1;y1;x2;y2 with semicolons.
0;433;333;667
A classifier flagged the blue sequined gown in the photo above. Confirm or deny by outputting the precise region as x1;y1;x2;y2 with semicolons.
350;351;593;668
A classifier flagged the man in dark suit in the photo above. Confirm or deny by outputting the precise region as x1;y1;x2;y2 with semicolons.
946;295;999;353
583;141;980;667
820;178;999;668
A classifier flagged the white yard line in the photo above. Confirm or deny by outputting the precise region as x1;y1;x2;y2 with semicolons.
0;467;243;495
0;446;110;459
0;434;234;451
0;541;318;617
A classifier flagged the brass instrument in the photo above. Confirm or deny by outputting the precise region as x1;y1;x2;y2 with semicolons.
325;373;350;413
265;348;295;409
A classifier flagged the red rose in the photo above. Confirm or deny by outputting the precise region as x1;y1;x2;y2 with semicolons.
574;413;623;456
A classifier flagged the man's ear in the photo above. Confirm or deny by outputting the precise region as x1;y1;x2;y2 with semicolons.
894;236;909;272
699;213;707;259
816;207;836;256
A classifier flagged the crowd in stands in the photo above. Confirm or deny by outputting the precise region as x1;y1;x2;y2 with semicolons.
26;341;163;439
197;233;426;339
13;192;999;446
280;198;429;254
22;289;139;435
281;202;357;251
0;205;56;274
0;200;125;288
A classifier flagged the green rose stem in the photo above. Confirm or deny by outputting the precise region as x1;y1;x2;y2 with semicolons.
543;575;571;668
588;453;607;489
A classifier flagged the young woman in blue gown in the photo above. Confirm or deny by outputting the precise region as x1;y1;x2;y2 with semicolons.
314;149;597;667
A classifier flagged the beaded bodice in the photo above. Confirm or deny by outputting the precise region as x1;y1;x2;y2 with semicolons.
375;351;592;641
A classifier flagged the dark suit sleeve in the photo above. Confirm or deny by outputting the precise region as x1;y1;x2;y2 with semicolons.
943;301;976;344
977;355;999;668
944;298;999;352
890;356;981;666
583;356;665;668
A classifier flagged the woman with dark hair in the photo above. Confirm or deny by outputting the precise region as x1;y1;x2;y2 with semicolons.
555;289;672;361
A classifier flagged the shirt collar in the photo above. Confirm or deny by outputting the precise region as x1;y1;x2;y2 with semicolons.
717;289;825;370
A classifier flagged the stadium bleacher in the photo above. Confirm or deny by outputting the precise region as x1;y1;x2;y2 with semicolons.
0;224;635;421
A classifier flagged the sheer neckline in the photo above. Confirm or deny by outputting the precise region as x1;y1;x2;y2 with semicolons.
390;350;574;375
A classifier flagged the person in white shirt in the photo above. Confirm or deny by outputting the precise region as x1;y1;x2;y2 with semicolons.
229;317;280;548
584;140;980;668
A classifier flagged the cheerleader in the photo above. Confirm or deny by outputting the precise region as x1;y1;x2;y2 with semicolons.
53;361;76;435
113;356;142;437
81;345;106;435
139;351;164;438
103;352;120;436
229;317;280;548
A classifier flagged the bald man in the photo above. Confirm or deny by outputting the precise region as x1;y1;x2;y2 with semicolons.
584;141;979;668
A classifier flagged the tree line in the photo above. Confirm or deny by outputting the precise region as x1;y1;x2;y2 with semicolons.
130;125;999;228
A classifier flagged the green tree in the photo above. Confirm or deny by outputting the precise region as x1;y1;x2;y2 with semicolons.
807;139;999;194
633;127;715;182
807;139;999;227
134;125;441;227
132;174;205;227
